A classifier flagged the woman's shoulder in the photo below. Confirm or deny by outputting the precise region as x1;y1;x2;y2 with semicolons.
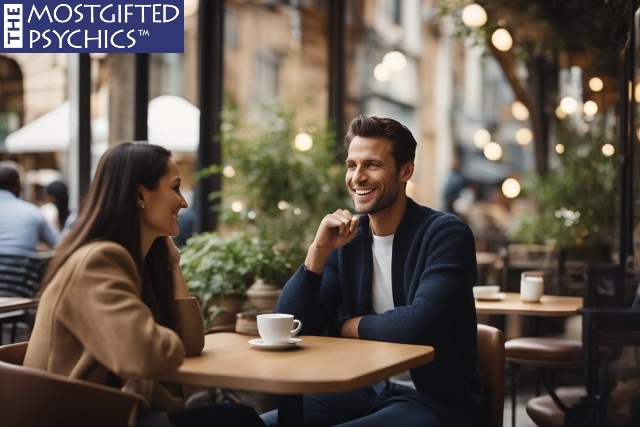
68;241;136;270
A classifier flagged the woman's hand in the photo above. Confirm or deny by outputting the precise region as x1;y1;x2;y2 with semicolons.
164;236;181;266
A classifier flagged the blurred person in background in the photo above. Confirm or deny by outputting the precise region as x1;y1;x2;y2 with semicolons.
41;180;72;232
0;161;59;253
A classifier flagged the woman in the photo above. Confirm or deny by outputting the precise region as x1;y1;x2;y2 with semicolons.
41;180;71;231
24;142;264;427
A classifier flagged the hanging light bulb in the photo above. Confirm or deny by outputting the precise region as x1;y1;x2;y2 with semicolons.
583;100;598;116
515;128;532;145
502;178;521;199
511;101;529;121
373;63;391;82
559;96;578;115
294;132;313;151
589;77;603;92
461;4;487;28
491;29;513;52
601;144;615;156
483;142;502;161
473;128;491;149
383;51;407;72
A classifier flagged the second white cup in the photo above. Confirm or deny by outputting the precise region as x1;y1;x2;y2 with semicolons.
256;313;302;344
520;272;544;302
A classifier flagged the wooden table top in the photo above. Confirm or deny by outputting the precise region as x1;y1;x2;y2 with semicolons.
474;292;582;317
161;332;435;395
0;297;38;314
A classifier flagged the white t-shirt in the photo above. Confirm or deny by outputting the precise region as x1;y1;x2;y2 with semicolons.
371;232;416;389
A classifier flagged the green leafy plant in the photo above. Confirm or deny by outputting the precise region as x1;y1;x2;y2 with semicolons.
202;100;350;269
180;230;293;302
180;232;255;304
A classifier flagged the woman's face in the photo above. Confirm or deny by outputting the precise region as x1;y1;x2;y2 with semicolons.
139;159;188;239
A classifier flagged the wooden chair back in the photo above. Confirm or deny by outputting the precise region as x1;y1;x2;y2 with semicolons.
478;323;505;427
0;341;146;427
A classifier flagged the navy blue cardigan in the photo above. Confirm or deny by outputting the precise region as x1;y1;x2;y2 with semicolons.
276;198;489;425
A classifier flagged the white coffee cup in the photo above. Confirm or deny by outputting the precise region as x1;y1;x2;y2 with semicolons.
256;313;302;344
520;271;544;302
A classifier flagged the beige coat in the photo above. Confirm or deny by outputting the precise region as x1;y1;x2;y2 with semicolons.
24;241;205;412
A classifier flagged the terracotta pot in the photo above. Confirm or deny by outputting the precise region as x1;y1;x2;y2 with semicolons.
206;294;247;328
246;279;282;311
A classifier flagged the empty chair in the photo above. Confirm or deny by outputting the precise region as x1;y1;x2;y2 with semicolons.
505;264;621;426
0;341;146;427
525;264;634;427
0;251;52;343
477;323;506;427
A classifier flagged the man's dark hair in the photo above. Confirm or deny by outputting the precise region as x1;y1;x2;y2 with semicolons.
344;115;417;171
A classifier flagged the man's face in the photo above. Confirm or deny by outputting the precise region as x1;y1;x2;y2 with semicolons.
345;135;407;215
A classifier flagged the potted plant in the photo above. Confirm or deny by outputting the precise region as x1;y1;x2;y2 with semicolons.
180;231;255;327
244;237;293;310
180;230;295;326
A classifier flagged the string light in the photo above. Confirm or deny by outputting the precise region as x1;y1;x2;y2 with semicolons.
473;128;491;149
491;29;513;51
502;178;521;198
461;4;487;28
382;51;407;72
294;132;313;151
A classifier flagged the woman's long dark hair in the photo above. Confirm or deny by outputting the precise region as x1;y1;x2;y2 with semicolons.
41;142;178;330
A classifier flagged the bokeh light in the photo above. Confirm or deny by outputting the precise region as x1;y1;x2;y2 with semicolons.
502;178;521;198
461;4;487;28
491;29;513;51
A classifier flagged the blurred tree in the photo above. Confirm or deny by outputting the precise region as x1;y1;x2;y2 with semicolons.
438;0;629;175
510;116;618;256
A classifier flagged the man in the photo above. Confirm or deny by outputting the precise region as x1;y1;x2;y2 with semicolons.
0;162;59;253
262;115;488;426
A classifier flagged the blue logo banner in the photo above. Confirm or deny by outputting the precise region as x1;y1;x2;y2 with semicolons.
1;0;184;53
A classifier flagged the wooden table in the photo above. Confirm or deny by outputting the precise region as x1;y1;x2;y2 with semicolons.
475;292;583;338
0;297;38;314
161;332;434;427
475;292;582;317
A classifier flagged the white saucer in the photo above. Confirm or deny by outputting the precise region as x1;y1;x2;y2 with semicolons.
248;338;302;350
476;292;506;302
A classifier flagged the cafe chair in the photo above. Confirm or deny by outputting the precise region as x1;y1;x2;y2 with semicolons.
0;251;53;344
523;264;632;427
504;336;582;426
0;341;147;427
505;264;622;427
477;323;506;427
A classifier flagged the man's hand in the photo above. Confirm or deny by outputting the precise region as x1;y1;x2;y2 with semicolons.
305;209;359;273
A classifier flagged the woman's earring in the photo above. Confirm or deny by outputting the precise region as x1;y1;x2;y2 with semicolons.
140;203;145;209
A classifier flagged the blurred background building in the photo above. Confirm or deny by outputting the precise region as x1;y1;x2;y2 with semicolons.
0;0;634;263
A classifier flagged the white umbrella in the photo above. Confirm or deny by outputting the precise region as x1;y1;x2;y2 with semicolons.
5;101;108;153
148;95;200;153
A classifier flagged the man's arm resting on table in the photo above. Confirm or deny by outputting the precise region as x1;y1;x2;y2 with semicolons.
341;316;362;338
